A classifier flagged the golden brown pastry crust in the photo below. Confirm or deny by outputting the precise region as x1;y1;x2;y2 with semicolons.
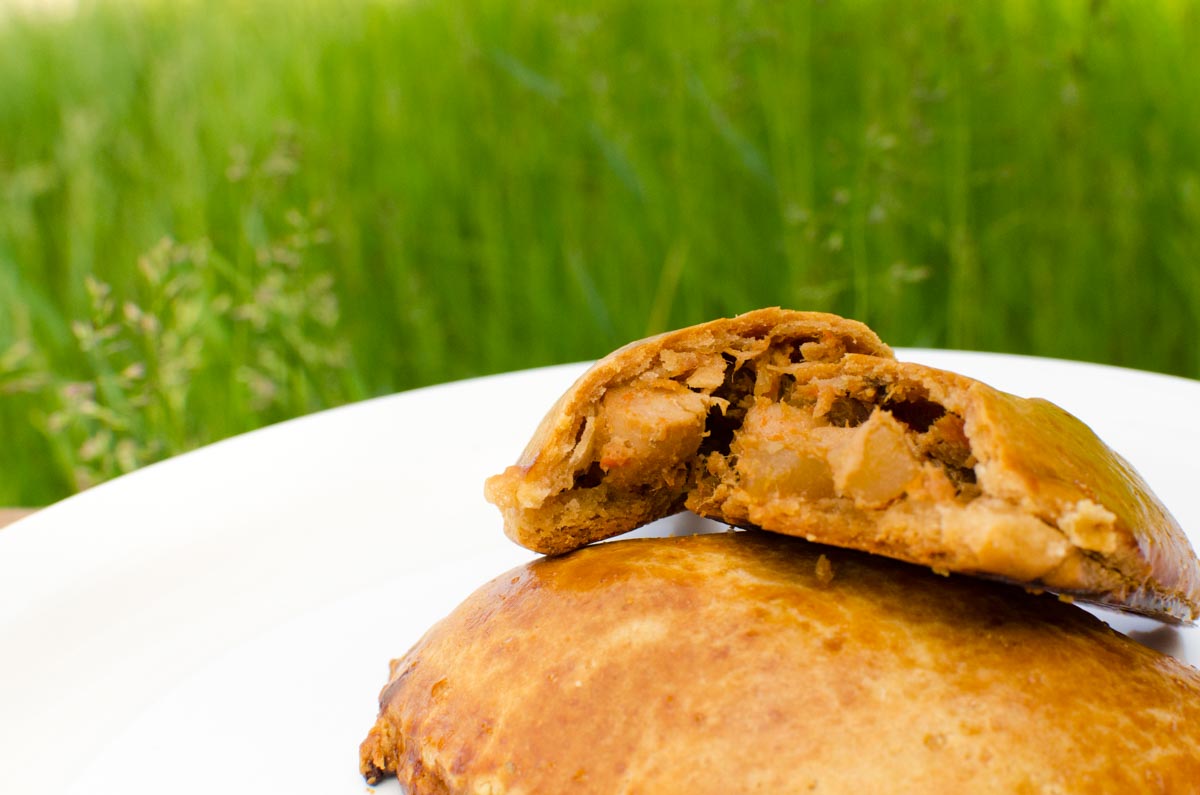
484;312;1200;622
360;533;1200;794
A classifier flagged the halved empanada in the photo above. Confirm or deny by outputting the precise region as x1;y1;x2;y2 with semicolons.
484;309;1200;621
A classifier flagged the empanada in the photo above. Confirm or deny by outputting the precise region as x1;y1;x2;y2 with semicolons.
360;532;1200;794
485;309;1200;621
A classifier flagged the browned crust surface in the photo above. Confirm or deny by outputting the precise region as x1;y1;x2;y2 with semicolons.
360;533;1200;794
964;369;1200;619
483;311;1200;622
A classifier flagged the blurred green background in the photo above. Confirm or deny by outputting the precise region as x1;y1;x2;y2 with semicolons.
1;0;1199;504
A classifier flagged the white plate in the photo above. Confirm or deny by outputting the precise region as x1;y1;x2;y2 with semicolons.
1;351;1197;793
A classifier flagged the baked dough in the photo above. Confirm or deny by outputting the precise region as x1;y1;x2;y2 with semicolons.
485;308;892;552
485;310;1200;621
359;532;1200;793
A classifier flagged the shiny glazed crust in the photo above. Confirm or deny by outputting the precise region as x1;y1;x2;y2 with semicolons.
484;311;1200;622
359;533;1200;794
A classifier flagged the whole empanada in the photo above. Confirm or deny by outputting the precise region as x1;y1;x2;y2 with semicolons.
360;533;1200;793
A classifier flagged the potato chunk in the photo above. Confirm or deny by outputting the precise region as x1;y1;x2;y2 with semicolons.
733;401;835;500
827;408;922;508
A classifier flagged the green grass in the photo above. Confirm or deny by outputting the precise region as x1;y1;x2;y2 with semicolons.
2;0;1199;504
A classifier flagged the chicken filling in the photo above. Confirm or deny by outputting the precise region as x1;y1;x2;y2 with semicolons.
568;342;1114;585
582;345;979;514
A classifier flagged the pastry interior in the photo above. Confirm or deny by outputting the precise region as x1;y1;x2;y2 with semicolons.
554;350;1131;600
